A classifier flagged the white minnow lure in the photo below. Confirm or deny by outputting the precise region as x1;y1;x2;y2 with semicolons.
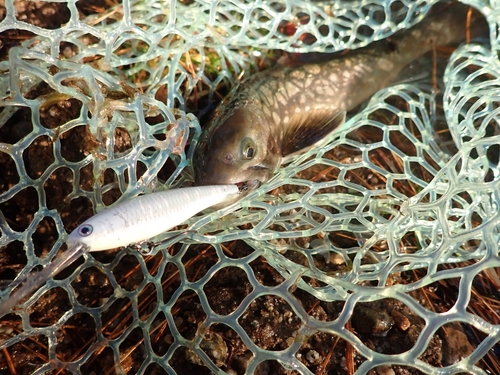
66;184;239;251
0;185;238;316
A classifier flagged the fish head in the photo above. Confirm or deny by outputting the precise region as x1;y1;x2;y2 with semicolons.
194;101;346;208
194;106;281;189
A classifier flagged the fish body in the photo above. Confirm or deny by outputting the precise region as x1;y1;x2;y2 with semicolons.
66;185;239;251
194;3;479;192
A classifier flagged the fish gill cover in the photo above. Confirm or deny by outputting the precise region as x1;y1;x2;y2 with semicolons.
0;0;499;374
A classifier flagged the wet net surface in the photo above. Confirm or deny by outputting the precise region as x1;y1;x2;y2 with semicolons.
0;0;500;374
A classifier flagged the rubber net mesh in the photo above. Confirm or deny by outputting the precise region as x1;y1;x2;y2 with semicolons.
0;0;499;374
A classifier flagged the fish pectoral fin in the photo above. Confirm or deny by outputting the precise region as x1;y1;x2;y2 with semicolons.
281;109;346;161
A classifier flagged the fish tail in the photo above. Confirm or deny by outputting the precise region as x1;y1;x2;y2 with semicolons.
393;2;487;66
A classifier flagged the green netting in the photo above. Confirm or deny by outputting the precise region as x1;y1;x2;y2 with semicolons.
0;0;499;374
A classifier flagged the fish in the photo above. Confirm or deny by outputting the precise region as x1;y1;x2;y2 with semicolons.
193;2;484;199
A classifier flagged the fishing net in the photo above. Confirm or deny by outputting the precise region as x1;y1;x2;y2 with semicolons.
0;0;499;374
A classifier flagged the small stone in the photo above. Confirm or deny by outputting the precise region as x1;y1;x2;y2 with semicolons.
306;350;320;363
391;310;411;331
352;305;394;335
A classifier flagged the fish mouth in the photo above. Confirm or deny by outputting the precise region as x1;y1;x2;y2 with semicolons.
202;180;261;211
235;179;261;193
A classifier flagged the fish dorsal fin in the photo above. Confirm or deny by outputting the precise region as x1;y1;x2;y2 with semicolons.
281;109;346;161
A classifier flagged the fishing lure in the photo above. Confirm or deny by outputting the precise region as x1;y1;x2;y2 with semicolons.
0;184;239;315
66;184;239;251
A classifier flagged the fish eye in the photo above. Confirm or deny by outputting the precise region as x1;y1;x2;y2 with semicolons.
78;224;93;237
241;138;256;160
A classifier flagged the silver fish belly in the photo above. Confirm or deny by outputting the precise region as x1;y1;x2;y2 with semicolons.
193;3;480;195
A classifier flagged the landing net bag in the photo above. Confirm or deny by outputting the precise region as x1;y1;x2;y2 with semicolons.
0;1;499;374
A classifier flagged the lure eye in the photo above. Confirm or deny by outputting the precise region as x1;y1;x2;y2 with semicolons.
241;138;256;160
78;224;93;237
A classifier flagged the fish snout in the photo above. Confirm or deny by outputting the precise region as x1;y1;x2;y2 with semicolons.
195;166;234;186
236;179;261;192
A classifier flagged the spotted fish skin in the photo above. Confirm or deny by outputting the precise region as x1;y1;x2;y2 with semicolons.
194;3;481;191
